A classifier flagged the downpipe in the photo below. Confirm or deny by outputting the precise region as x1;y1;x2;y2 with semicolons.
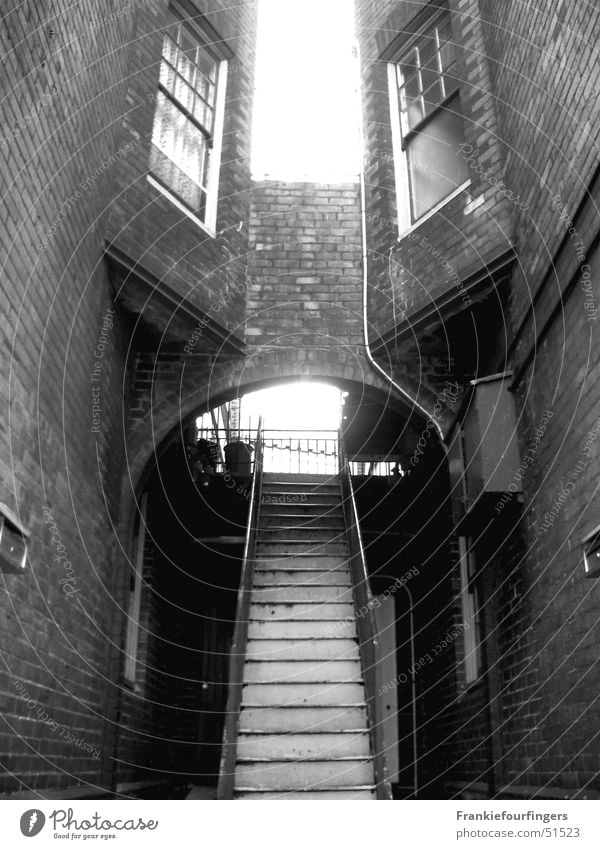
354;41;444;443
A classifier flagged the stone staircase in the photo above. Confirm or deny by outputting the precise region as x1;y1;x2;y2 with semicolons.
233;473;376;799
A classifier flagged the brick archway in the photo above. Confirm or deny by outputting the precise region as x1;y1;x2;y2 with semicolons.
120;347;433;542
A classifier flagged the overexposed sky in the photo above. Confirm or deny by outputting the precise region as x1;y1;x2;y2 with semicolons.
251;0;361;181
241;383;343;431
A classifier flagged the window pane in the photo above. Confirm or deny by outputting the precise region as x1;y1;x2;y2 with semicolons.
162;35;177;65
436;18;454;66
150;144;205;213
173;74;196;113
408;105;469;220
421;70;443;115
151;20;221;223
176;50;196;87
193;96;214;130
197;43;218;86
159;60;176;93
151;91;180;153
400;50;423;131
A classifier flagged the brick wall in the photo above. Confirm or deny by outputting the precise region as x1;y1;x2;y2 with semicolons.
481;0;600;317
355;0;514;337
106;0;257;339
245;181;364;353
471;0;600;797
504;245;600;796
0;0;134;795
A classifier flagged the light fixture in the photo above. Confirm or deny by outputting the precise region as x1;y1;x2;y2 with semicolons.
582;525;600;578
0;503;29;574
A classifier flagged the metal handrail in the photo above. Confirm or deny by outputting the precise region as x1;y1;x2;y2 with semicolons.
217;418;264;799
338;432;392;800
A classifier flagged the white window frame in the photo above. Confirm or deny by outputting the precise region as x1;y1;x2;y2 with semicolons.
148;11;228;236
387;9;470;238
124;493;148;687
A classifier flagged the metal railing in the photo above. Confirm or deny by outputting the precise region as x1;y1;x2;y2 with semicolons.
195;427;339;475
262;429;338;474
195;425;403;478
217;419;264;800
338;432;393;800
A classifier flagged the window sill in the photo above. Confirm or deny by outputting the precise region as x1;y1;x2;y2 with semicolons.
122;676;144;696
397;179;471;242
146;174;216;238
457;674;485;698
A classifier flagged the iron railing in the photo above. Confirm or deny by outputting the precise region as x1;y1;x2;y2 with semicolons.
338;432;393;800
195;425;403;477
217;419;264;799
195;427;339;475
261;429;338;474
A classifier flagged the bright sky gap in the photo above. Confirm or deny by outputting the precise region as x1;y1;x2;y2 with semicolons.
251;0;361;182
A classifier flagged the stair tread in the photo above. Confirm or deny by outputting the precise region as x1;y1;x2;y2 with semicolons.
242;703;367;708
246;637;356;641
251;600;352;604
235;785;376;792
238;729;368;734
264;504;344;521
246;659;360;664
253;583;351;587
234;790;376;799
237;756;371;763
261;525;344;530
243;680;364;684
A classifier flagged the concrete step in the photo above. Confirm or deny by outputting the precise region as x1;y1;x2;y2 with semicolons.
244;659;362;683
254;555;349;570
234;758;375;790
236;732;371;760
248;619;356;639
242;682;365;707
252;584;353;602
246;638;360;662
262;473;338;483
261;515;344;529
250;601;355;621
235;789;376;799
259;529;346;543
261;501;342;514
261;493;340;504
253;569;351;585
261;480;341;500
256;541;347;555
239;705;369;733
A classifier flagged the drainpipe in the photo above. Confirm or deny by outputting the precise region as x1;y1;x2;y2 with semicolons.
354;41;444;443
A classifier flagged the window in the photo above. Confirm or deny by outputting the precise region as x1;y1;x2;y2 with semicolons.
458;536;483;684
149;13;227;232
388;7;469;228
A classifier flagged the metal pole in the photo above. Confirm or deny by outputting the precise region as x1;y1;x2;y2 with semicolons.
399;583;418;799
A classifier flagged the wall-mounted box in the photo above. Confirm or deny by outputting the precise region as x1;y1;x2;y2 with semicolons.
447;373;522;531
582;525;600;578
0;502;29;573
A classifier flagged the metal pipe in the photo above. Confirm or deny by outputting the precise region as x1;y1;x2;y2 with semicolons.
354;40;445;443
399;582;418;798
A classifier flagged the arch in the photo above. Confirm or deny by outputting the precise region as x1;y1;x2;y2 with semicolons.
118;349;436;550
